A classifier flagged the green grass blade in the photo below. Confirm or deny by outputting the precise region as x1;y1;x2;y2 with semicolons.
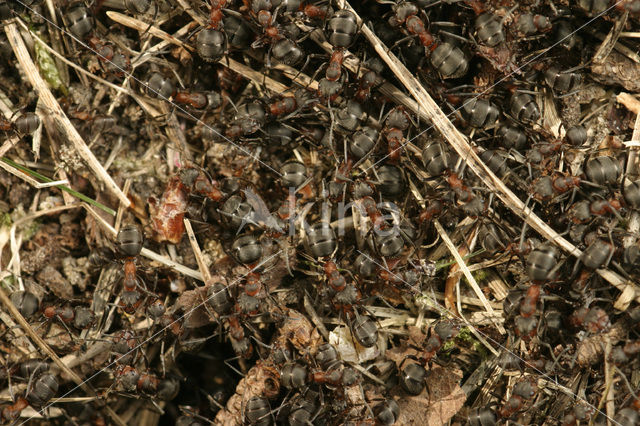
1;157;116;216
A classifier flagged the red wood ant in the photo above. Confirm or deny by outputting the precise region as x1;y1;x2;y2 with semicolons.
0;112;40;135
323;260;347;292
383;106;411;163
113;225;148;314
1;397;28;423
174;91;222;110
388;2;468;78
227;315;253;359
113;365;178;400
498;378;538;419
513;284;542;341
569;306;611;334
196;0;227;62
86;35;131;77
42;305;95;330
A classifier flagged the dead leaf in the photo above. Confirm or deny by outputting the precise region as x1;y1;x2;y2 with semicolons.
390;365;466;425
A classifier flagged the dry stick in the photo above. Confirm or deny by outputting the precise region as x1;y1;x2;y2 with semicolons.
339;2;637;306
44;0;69;86
184;218;212;283
133;23;193;65
593;31;640;64
0;285;126;426
160;102;193;163
0;159;43;187
593;11;628;65
435;220;506;335
226;57;288;93
603;337;615;426
32;100;44;160
0;136;20;158
5;23;130;208
175;0;206;26
106;11;195;52
303;293;331;341
0;310;37;356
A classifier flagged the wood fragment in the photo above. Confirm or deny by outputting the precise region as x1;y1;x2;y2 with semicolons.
617;92;640;115
593;12;628;64
106;11;194;51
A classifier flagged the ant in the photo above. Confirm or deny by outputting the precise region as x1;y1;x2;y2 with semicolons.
0;112;40;136
382;106;412;163
174;90;222;111
388;1;468;78
64;3;131;77
42;304;96;330
0;396;28;423
196;0;227;62
398;320;458;395
113;365;180;401
113;224;150;314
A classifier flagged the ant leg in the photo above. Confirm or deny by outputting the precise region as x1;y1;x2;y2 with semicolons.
224;356;246;377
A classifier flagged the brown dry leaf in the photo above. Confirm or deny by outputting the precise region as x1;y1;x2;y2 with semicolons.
389;364;466;425
407;325;428;347
386;344;420;366
175;284;214;329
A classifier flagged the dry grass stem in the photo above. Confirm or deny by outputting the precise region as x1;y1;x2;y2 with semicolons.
184;218;212;283
593;11;628;64
593;31;640;63
435;220;506;334
106;11;195;52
